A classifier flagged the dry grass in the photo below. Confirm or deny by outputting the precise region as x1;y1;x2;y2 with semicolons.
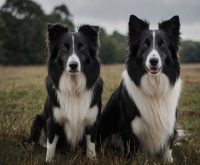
181;64;200;83
0;64;200;165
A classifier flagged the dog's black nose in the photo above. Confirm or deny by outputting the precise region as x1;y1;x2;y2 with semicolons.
149;58;159;66
69;62;78;70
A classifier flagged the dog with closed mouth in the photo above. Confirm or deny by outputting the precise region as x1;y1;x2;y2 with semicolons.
98;15;182;163
29;23;103;162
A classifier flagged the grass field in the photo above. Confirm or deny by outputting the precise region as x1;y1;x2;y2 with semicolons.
0;64;200;165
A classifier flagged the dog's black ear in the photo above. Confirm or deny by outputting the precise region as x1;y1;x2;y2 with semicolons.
47;23;68;42
78;25;99;42
159;16;180;43
128;15;149;38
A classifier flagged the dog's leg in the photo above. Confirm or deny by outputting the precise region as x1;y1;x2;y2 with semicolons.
46;118;59;162
46;135;58;162
110;133;124;151
86;120;99;160
162;129;176;163
162;146;173;163
30;113;46;143
121;129;140;158
86;134;96;159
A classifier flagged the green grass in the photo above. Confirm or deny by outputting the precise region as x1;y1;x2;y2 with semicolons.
0;64;200;165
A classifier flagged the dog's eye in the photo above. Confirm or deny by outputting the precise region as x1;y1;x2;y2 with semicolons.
143;39;150;48
62;43;69;53
157;39;165;47
62;46;68;53
78;43;87;51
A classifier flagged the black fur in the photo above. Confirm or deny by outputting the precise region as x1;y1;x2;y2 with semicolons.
98;15;181;159
98;83;141;154
29;23;103;157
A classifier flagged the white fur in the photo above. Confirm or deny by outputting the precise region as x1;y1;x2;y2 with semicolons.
39;129;47;148
53;71;98;148
163;147;173;163
123;70;182;155
145;31;162;70
177;129;185;138
146;49;162;69
66;35;81;72
153;30;155;47
46;135;58;162
58;70;86;95
86;135;96;159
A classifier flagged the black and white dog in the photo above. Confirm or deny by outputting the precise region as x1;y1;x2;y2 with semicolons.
98;15;182;162
29;24;103;162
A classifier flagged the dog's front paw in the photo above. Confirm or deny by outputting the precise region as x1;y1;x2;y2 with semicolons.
46;149;55;162
87;149;97;160
164;155;173;163
46;136;58;162
86;135;97;160
163;148;173;163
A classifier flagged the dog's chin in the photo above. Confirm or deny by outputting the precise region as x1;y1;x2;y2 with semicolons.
67;70;80;75
146;66;162;75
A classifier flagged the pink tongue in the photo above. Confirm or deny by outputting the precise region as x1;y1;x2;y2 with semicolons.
150;68;159;73
151;68;157;70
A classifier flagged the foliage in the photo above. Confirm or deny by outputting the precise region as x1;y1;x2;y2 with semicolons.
47;4;74;31
180;40;200;63
0;0;199;65
100;29;126;64
0;0;74;65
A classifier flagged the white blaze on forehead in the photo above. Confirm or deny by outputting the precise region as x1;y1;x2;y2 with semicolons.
66;34;81;72
69;35;79;61
147;49;160;59
145;30;162;69
72;34;75;53
153;30;155;48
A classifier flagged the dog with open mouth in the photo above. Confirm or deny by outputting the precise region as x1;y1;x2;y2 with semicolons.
98;15;182;163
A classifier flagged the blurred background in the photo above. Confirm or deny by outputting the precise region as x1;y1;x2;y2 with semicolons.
0;1;200;164
0;0;200;65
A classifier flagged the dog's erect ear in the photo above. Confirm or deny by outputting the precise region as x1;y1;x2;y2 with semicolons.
47;23;68;42
78;25;99;42
128;15;149;38
159;16;180;42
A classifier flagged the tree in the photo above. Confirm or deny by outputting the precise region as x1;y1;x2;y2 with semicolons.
0;0;199;65
180;41;200;63
0;0;75;65
47;4;74;31
111;31;126;63
99;29;126;64
0;0;46;64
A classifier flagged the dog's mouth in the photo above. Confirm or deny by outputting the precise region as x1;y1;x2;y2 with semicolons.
68;70;80;75
146;67;161;74
69;70;79;73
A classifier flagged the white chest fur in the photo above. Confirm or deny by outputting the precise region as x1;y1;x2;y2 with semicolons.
53;72;98;148
123;70;182;154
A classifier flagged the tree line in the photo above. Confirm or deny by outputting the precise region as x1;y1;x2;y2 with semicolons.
0;0;199;65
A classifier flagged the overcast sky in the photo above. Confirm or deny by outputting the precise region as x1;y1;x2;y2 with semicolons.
1;0;200;41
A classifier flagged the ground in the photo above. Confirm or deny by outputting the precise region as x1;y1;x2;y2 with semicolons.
0;64;200;165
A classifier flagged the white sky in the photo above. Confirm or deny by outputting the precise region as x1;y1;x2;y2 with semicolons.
1;0;200;41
